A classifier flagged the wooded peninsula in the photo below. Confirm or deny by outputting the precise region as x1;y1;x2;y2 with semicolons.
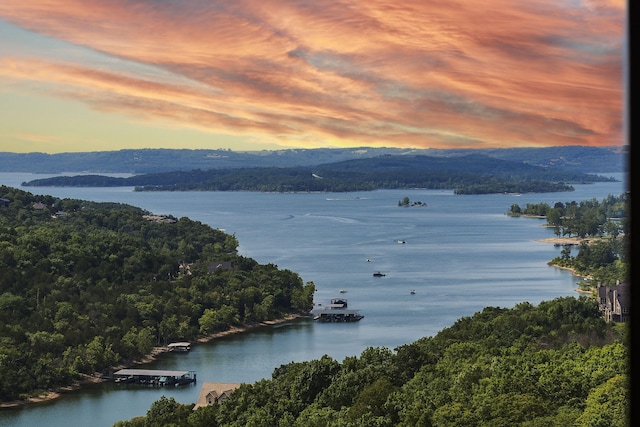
0;186;315;403
508;193;629;290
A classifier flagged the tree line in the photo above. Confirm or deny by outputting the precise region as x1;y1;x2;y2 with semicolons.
0;186;315;402
22;154;616;195
115;296;629;427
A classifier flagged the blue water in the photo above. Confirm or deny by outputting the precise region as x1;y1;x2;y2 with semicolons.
0;172;627;426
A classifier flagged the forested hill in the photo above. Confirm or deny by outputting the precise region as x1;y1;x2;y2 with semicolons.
116;297;629;427
0;145;626;174
21;154;616;194
0;186;315;402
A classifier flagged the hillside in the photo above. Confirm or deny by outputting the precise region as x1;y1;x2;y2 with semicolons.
0;145;627;174
0;186;315;402
115;296;629;426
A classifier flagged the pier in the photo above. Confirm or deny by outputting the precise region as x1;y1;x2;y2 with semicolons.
112;369;196;386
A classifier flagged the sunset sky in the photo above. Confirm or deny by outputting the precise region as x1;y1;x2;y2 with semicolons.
0;0;626;153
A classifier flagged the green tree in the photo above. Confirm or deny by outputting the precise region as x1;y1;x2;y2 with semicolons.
576;374;628;427
145;395;193;427
347;377;397;421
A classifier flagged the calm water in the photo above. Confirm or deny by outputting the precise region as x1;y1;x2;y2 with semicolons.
0;172;626;426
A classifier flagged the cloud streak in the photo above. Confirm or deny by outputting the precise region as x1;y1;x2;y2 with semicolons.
0;0;626;151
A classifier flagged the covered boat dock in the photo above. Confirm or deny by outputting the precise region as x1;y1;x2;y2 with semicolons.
113;369;196;386
167;342;191;352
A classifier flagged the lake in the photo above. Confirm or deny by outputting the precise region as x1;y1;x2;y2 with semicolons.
0;172;627;427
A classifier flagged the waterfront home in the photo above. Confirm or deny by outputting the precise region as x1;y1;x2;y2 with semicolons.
194;382;242;409
597;282;630;322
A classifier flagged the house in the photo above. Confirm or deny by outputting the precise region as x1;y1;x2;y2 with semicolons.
597;281;630;322
207;261;234;273
193;382;241;409
142;214;177;223
0;197;10;207
33;202;47;210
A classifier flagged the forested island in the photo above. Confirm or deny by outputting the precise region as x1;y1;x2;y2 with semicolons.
21;154;616;195
0;186;315;403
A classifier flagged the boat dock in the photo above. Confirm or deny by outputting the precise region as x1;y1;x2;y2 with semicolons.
310;298;364;322
112;369;196;386
167;342;191;352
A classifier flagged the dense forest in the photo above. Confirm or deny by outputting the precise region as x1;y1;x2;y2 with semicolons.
114;296;629;427
0;186;315;402
22;154;616;195
508;193;629;288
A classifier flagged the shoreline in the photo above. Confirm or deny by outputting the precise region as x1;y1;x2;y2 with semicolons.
537;238;595;296
550;263;593;295
0;313;304;409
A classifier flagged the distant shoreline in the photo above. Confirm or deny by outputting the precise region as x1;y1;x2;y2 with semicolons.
0;314;303;409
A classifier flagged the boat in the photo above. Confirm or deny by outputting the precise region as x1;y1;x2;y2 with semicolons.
310;298;364;322
373;271;386;277
339;289;347;293
410;290;416;294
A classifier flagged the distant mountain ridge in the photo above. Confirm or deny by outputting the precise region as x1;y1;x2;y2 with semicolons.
0;145;627;174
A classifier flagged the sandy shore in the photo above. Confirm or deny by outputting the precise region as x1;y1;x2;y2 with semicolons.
537;237;585;245
0;314;303;409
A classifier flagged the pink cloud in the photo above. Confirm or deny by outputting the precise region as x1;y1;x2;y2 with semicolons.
0;0;626;149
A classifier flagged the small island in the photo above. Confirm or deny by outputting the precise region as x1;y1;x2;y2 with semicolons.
398;196;426;207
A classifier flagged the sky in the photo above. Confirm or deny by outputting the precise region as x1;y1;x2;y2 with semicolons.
0;0;627;153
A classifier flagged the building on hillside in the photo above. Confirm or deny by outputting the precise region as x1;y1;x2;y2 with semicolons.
208;261;234;273
194;382;242;409
597;281;630;322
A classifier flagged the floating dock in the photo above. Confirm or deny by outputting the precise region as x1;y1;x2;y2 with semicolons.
113;369;196;386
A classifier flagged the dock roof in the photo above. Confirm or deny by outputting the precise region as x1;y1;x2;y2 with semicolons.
114;369;191;377
167;342;191;347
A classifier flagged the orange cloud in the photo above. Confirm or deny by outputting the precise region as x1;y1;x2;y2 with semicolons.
0;0;626;150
